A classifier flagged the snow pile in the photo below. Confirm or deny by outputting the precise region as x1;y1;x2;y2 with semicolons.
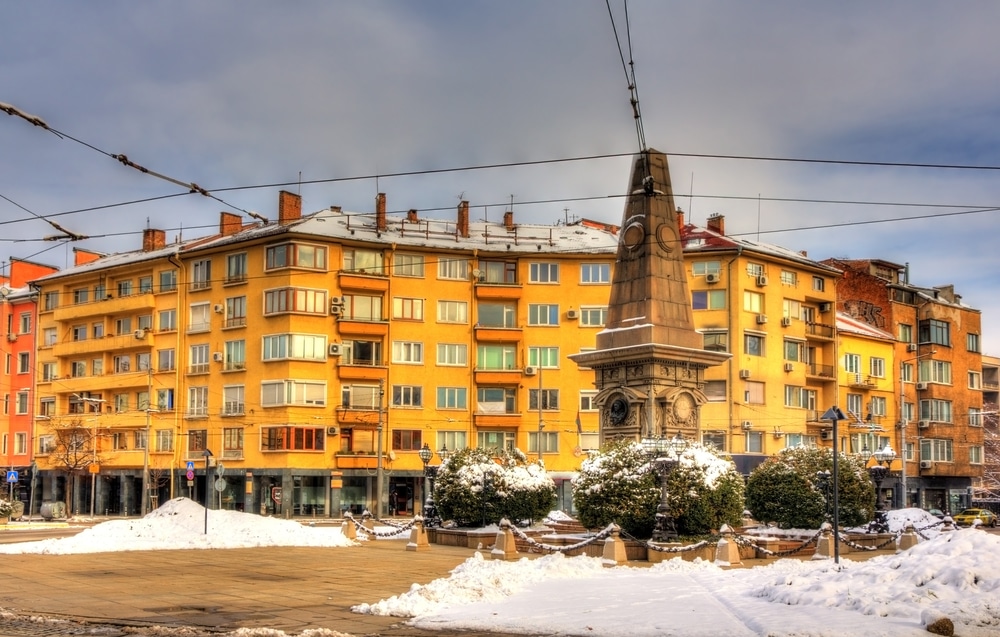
0;497;355;554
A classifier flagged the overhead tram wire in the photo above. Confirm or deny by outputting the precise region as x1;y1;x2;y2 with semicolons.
605;0;648;163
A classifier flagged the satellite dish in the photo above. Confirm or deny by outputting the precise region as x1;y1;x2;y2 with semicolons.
471;268;483;279
0;286;10;299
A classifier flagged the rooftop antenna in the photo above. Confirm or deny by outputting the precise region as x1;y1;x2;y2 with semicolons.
688;173;695;223
756;193;761;242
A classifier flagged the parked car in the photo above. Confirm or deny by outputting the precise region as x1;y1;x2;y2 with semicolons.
951;508;998;527
926;508;946;519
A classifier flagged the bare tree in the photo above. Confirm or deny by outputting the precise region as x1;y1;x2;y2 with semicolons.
977;401;1000;504
48;418;99;514
148;465;171;509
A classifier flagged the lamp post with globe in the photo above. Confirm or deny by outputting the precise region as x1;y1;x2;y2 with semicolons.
861;444;897;533
641;432;688;542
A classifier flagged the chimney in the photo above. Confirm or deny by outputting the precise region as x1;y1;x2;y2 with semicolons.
503;210;514;230
142;228;166;252
220;212;242;236
375;193;387;231
676;207;685;231
278;190;302;224
406;209;418;223
457;200;470;238
707;213;725;235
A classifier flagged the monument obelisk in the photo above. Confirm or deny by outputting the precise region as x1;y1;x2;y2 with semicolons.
570;149;729;443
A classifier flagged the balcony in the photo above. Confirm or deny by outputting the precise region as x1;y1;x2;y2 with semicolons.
336;319;389;337
475;283;523;300
335;454;379;470
336;408;381;426
474;369;521;384
804;322;835;341
847;374;878;389
336;364;387;381
473;412;521;427
56;371;153;394
474;325;522;342
53;293;155;321
52;332;154;358
806;363;836;381
339;272;389;292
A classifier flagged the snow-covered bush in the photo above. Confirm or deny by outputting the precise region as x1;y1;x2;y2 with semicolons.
572;439;745;538
434;447;556;527
0;499;12;518
746;445;874;529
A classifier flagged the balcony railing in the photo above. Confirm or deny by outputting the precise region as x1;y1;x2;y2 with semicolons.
805;322;835;340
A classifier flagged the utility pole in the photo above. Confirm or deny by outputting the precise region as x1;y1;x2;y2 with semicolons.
376;378;385;517
141;365;152;515
537;363;544;463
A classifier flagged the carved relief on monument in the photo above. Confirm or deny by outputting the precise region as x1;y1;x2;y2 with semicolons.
657;387;708;432
655;221;678;254
594;386;648;435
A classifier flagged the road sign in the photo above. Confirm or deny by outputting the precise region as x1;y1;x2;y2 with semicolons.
5;470;17;482
186;461;195;471
271;486;282;504
186;470;195;480
214;478;226;492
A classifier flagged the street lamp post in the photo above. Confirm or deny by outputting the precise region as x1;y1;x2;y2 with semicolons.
641;432;688;542
862;444;897;533
418;443;433;514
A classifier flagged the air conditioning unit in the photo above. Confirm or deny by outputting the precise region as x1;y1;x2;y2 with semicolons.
566;309;579;320
780;317;792;327
705;273;720;284
756;275;768;287
133;329;146;340
213;304;224;314
330;305;343;316
783;362;794;372
741;421;753;430
916;382;929;390
524;366;537;376
756;314;768;324
820;430;833;441
327;427;338;436
918;420;931;429
906;343;917;352
328;343;343;357
212;352;224;363
6;333;16;342
739;369;752;379
819;302;832;313
919;460;933;469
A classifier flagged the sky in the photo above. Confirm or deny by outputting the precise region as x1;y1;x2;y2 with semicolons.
3;2;1000;353
1;498;999;636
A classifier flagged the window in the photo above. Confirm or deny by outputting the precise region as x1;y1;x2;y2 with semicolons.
744;381;764;405
692;290;725;310
437;343;468;366
746;262;764;277
394;253;424;277
580;390;598;411
901;362;914;383
580;306;607;327
17;352;29;374
745;431;763;453
189;344;209;374
343;294;383;321
782;299;801;320
261;427;326;451
529;262;559;283
392;341;423;364
528;388;559;410
225;296;247;327
41;363;56;381
528;346;559;368
477;387;516;414
478;430;516;452
157;389;174;411
702;431;726;451
137;390;149;411
223;386;245;416
114;316;132;336
264;287;327;315
116;280;133;297
138;276;153;293
918;360;952;385
138;314;153;332
92;322;104;338
95;282;106;299
265;243;327;271
189;303;210;333
155;429;174;452
187;387;208;417
137;352;151;372
190;260;211;291
73;288;89;304
114;393;129;413
437;257;469;280
784;385;804;408
479;260;517;284
113;354;130;374
528;431;559;453
159;270;177;292
43;291;59;310
223;427;244;458
478;302;517;328
870;357;885;378
812;276;825;292
437;300;468;323
802;389;817;411
226;253;248;283
392;297;424;320
217;339;243;371
970;445;983;465
967;333;981;353
437;387;467;410
692;261;721;277
784;434;818;449
968;371;982;390
847;393;863;417
703;331;728;352
15;391;29;415
392;385;423;408
920;399;952;423
528;304;559;326
477;344;516;370
343;248;384;274
92;358;103;375
158;348;175;372
580;263;611;284
919;438;953;463
743;291;764;313
262;334;328;361
704;380;726;402
436;430;468;453
342;339;382;366
918;319;950;347
262;380;327;407
783;339;801;362
844;353;861;374
898;323;913;344
391;429;423;451
902;401;915;423
159;309;177;332
870;396;887;417
71;360;86;378
340;384;381;409
779;270;797;286
744;333;764;357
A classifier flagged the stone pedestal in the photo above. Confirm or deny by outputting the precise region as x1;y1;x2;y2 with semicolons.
491;519;519;561
406;518;430;551
602;524;628;567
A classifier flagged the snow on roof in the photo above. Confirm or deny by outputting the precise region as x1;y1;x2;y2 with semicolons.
835;311;896;341
682;222;842;275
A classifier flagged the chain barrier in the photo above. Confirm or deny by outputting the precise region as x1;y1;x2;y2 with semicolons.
617;528;715;554
507;522;618;554
729;529;822;557
838;531;901;552
343;511;417;538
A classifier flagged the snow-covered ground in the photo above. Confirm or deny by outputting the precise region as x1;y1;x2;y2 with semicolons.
2;499;998;636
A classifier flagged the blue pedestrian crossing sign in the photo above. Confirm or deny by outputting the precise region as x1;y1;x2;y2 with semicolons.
6;470;17;482
186;461;195;471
